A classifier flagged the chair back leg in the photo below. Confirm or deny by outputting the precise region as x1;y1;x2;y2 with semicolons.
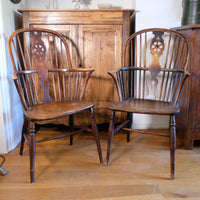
127;112;133;142
107;110;115;166
20;117;28;155
69;115;74;145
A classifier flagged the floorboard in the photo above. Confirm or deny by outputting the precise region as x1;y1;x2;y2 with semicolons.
1;127;200;200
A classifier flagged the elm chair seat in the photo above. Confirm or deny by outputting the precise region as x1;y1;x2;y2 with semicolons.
108;99;180;115
26;102;95;120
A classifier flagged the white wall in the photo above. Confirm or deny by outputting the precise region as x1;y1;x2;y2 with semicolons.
135;0;182;30
22;0;132;9
0;0;24;153
0;1;7;153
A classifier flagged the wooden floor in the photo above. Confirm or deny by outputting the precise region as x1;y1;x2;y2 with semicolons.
1;126;200;200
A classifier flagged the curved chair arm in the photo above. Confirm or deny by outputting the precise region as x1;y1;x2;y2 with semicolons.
174;70;190;106
108;69;123;101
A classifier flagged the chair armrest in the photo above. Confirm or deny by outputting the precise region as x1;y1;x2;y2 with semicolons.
184;70;190;77
107;68;121;75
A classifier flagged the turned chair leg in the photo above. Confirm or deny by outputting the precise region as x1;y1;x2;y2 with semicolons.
127;112;132;142
70;135;73;145
90;107;103;165
107;110;115;166
69;115;74;145
29;121;36;183
170;115;176;180
20;117;28;155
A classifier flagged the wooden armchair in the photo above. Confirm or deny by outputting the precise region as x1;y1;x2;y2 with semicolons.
8;28;103;183
107;28;190;179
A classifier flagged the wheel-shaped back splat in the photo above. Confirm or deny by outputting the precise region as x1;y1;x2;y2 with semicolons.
147;31;165;99
31;31;52;103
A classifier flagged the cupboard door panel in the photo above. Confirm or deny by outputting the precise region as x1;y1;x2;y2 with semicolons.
79;25;122;103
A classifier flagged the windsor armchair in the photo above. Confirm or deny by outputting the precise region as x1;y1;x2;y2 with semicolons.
8;28;103;183
107;28;190;179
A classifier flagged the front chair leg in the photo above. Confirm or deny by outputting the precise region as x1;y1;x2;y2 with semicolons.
170;115;176;180
29;121;36;183
107;110;115;166
90;107;103;165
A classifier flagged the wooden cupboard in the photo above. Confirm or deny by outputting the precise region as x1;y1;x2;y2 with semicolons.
173;25;200;149
18;9;135;125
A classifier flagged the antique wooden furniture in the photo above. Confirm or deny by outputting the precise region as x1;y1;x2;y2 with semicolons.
172;25;200;149
18;9;135;125
8;28;103;183
106;28;190;179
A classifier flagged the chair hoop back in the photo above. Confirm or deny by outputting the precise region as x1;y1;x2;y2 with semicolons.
112;28;189;103
8;28;94;110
